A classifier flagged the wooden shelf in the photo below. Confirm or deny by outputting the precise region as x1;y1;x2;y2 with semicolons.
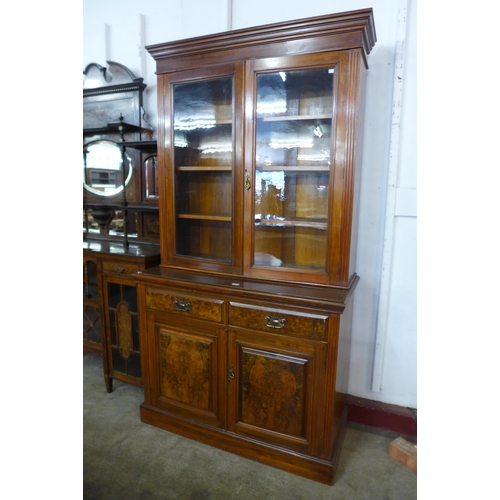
175;119;232;127
121;140;157;150
255;218;327;229
178;213;232;222
256;165;330;172
177;166;232;171
259;114;332;122
83;122;152;138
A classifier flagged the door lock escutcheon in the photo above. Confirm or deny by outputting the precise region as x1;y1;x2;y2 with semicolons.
244;170;251;190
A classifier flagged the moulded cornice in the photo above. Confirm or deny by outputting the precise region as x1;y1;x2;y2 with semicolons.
146;8;376;65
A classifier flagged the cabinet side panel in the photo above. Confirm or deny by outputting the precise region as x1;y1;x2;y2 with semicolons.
336;297;354;397
156;74;170;267
320;298;353;462
138;284;152;403
348;51;368;281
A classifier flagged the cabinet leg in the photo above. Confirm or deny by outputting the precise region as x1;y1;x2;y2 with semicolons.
105;375;113;393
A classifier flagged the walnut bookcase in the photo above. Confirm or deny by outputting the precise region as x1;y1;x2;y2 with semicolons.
134;9;376;484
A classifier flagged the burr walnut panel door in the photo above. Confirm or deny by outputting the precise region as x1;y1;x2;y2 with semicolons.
227;330;326;455
150;317;225;429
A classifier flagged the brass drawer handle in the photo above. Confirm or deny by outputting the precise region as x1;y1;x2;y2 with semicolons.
173;299;191;312
115;267;125;274
265;316;286;329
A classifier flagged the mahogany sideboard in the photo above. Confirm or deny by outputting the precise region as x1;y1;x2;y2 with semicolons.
83;240;160;392
82;61;160;391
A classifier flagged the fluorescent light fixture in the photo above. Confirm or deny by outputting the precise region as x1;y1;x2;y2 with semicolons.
256;101;287;115
174;133;188;148
174;119;216;131
269;140;313;149
297;152;330;162
201;145;233;154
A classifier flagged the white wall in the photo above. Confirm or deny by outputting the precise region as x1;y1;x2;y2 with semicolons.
83;0;417;409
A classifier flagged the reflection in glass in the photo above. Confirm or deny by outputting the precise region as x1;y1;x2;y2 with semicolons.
83;140;133;196
109;210;138;237
174;79;232;131
172;77;234;262
82;208;138;238
83;209;99;233
257;68;334;117
144;155;158;198
253;68;334;270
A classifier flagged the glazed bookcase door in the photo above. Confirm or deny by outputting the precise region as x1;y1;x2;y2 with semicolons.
244;53;349;285
161;64;244;275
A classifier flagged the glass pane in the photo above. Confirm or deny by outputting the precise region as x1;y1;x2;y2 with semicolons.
109;210;138;238
144;155;158;198
83;304;101;344
83;140;133;197
254;68;334;271
107;283;141;380
173;77;233;262
83;209;99;234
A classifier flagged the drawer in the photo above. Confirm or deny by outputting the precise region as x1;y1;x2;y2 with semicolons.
102;261;140;276
145;288;224;323
228;302;327;341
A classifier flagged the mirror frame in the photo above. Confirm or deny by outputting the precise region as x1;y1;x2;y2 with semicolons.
83;139;133;197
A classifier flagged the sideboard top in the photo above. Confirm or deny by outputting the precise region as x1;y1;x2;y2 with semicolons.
133;266;359;312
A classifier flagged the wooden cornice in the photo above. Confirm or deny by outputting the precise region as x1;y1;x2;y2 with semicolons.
147;9;376;70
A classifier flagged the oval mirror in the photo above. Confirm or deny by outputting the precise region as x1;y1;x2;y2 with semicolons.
83;140;133;196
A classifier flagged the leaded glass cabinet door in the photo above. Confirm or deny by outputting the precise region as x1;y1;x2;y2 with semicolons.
161;65;244;274
106;280;142;384
244;53;351;285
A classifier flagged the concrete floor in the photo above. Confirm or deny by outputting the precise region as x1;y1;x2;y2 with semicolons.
83;353;417;499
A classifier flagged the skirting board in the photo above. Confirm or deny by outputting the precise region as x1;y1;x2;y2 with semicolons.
346;395;417;438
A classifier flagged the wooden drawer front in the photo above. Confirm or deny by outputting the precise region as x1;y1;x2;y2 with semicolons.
146;289;223;323
102;261;139;276
228;303;327;341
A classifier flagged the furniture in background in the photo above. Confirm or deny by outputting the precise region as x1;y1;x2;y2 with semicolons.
83;242;160;392
83;61;160;391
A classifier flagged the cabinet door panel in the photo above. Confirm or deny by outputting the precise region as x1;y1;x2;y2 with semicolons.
240;347;306;437
106;280;142;383
149;316;225;429
228;330;324;455
83;303;102;349
162;63;244;274
83;257;102;352
251;65;333;274
244;51;351;285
